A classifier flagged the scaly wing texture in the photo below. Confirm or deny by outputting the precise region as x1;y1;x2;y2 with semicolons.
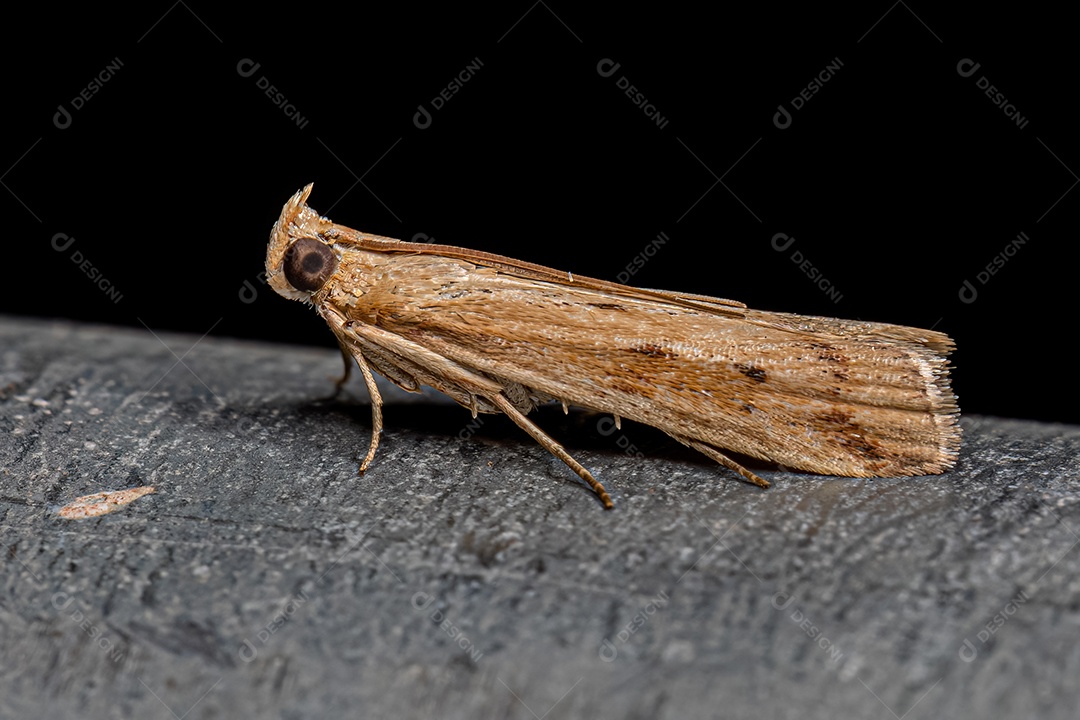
325;251;959;478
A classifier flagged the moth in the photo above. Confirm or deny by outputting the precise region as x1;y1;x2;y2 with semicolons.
266;184;959;509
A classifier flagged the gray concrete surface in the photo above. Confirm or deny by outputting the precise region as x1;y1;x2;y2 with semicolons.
1;314;1078;719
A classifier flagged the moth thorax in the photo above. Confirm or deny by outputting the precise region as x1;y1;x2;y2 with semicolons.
284;237;338;292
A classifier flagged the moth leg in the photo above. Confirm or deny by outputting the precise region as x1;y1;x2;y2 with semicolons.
332;343;353;395
670;434;770;489
353;349;384;474
487;392;614;510
326;313;610;504
330;343;356;397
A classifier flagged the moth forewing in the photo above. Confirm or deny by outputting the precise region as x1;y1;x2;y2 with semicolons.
267;184;960;509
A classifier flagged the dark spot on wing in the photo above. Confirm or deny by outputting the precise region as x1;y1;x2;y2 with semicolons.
810;342;849;364
734;363;767;382
817;410;853;427
837;435;888;461
629;343;677;360
816;409;888;461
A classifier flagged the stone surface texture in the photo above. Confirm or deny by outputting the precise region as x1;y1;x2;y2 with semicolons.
1;315;1078;719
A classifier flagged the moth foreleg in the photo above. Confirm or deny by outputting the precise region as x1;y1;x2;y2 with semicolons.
669;433;770;489
487;392;614;510
353;349;384;474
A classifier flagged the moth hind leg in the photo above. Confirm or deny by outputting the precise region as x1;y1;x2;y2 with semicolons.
332;343;353;396
669;433;770;489
487;393;614;510
352;349;384;474
323;342;383;473
316;343;356;402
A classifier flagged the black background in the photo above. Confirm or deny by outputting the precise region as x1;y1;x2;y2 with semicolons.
2;5;1075;422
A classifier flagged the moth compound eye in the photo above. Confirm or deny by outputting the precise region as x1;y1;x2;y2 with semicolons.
284;238;338;292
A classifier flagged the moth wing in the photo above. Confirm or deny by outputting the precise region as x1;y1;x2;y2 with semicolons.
325;251;958;479
330;231;749;317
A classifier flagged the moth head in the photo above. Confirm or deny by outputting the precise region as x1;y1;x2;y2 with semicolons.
266;183;340;301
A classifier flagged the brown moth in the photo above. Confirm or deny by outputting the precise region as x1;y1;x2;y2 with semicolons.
266;184;959;509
